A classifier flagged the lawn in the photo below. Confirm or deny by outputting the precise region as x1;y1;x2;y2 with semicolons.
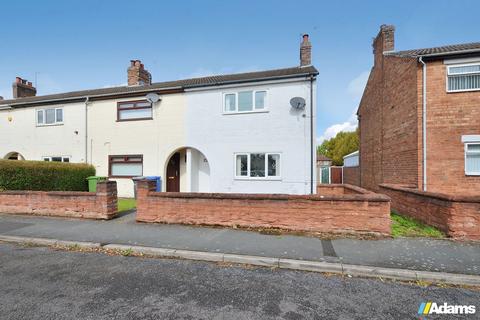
391;212;445;238
118;198;137;212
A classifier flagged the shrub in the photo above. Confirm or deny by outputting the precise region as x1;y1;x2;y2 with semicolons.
0;160;96;191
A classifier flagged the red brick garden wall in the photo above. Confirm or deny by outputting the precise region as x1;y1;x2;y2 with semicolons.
137;181;391;236
0;181;118;220
380;183;480;240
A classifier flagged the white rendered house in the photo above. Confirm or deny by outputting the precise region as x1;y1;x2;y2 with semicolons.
0;35;318;197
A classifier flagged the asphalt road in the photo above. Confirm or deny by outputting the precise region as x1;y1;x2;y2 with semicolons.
0;243;478;320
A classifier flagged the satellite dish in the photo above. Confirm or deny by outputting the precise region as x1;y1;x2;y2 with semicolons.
146;93;160;103
290;97;306;110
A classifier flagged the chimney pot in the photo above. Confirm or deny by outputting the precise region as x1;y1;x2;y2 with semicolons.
300;34;312;67
15;77;22;83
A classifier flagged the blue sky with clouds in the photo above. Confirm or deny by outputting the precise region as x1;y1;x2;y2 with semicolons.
1;0;479;143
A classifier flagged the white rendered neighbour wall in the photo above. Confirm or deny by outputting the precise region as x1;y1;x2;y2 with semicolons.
0;102;86;163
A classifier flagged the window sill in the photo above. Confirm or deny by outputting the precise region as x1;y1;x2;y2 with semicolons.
116;118;153;122
234;177;282;181
447;88;480;93
36;123;64;127
223;110;269;116
465;173;480;176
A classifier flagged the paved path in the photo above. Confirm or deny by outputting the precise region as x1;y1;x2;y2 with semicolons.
0;212;479;275
1;243;478;320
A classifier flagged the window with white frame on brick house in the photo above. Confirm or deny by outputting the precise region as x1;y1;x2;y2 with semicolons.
465;143;480;175
37;107;63;126
224;90;267;113
447;63;480;92
235;153;280;179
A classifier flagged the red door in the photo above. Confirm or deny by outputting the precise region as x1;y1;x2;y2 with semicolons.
330;167;343;184
166;152;180;192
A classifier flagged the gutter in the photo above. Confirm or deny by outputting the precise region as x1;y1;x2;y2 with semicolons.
419;57;427;191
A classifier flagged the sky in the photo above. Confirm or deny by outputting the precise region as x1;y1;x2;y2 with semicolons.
1;0;479;144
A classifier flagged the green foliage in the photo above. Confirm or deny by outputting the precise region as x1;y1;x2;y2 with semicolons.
118;198;137;212
318;129;359;166
0;160;95;191
391;212;445;238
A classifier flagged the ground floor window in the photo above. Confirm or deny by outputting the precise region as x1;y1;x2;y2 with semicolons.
465;143;480;175
235;153;280;179
109;155;143;177
42;156;70;162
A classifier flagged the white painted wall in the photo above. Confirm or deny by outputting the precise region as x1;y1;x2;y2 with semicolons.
0;102;86;163
87;94;186;197
184;78;317;195
343;151;359;167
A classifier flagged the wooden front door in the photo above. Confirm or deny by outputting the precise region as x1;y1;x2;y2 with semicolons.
166;152;180;192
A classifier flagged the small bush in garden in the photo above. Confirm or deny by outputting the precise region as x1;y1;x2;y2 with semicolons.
0;160;95;191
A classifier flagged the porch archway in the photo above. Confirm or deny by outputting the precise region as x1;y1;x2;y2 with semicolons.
164;147;210;192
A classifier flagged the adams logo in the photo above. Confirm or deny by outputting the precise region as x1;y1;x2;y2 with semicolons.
418;302;476;315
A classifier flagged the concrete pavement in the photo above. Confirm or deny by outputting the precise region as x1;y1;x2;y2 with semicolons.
0;212;479;276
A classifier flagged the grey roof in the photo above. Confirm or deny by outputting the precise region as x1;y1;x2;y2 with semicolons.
0;66;318;107
386;42;480;58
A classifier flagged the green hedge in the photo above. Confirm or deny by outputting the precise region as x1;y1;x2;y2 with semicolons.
0;160;96;191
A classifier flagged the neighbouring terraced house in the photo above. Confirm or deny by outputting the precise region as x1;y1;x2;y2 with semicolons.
358;25;480;195
357;25;480;239
0;35;318;197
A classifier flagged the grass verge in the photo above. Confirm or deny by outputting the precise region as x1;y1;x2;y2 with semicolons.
118;198;137;212
391;212;445;238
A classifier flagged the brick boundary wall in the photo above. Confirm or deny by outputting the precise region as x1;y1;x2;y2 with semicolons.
343;166;360;186
0;181;118;220
380;184;480;240
137;180;391;236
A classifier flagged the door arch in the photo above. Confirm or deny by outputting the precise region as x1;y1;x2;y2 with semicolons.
4;152;25;160
164;147;210;192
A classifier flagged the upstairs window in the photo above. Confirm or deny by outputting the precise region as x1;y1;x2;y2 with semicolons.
447;63;480;92
224;90;267;113
117;100;152;121
37;108;63;126
235;152;280;179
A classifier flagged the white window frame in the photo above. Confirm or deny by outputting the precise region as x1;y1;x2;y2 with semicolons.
446;62;480;93
42;156;71;162
464;142;480;176
223;90;268;114
36;107;64;126
234;152;281;180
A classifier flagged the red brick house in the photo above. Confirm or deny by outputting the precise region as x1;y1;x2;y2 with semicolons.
357;25;480;239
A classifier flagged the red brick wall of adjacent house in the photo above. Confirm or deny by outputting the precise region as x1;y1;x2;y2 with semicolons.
343;166;360;186
358;53;420;192
137;180;391;236
0;181;118;219
380;184;480;240
423;60;480;195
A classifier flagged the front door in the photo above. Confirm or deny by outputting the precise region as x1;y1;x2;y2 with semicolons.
166;152;180;192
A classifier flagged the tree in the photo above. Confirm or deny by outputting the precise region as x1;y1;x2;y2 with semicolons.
318;129;359;166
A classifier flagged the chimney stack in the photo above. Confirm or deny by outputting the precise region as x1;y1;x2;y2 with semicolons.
300;34;312;67
127;60;152;86
372;25;395;65
12;77;37;98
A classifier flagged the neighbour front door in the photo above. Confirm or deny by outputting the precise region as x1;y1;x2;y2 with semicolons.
166;152;180;192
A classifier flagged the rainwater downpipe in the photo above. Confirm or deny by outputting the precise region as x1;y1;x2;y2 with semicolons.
84;96;89;164
419;57;427;191
310;75;314;194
